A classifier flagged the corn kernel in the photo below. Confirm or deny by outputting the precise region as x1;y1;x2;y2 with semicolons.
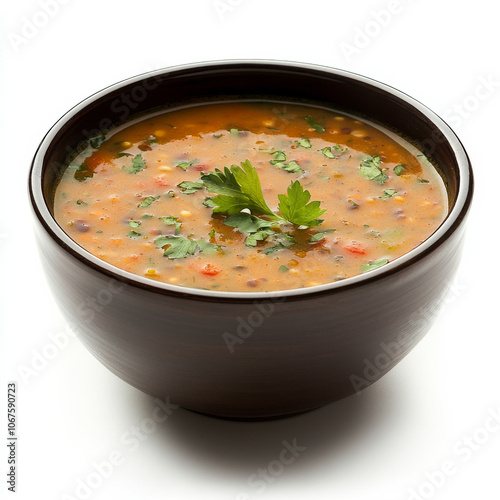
288;259;299;267
159;166;173;172
154;130;166;137
334;116;345;121
394;196;405;202
180;210;191;217
145;268;158;276
262;120;275;127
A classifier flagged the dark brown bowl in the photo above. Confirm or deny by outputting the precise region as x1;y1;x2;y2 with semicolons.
29;61;473;419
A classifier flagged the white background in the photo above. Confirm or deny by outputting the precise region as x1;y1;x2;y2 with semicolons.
1;1;499;499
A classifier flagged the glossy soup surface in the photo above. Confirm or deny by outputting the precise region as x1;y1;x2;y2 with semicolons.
54;102;448;292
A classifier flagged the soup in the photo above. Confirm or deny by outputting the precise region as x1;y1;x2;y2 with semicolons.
53;102;448;292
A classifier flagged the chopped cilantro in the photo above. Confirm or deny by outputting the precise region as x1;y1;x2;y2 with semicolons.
128;220;141;228
321;147;335;159
159;216;181;235
245;228;275;247
297;138;312;149
203;198;216;208
394;164;406;176
76;199;88;206
123;154;146;174
138;195;159;208
224;213;274;233
116;152;133;158
270;151;287;165
359;155;388;184
89;132;106;149
176;159;197;171
141;214;153;219
177;180;204;194
280;160;304;174
361;258;389;273
213;134;222;138
304;116;325;133
309;229;335;243
417;178;430;184
380;189;398;199
155;236;219;259
278;265;289;272
128;230;141;239
74;163;93;182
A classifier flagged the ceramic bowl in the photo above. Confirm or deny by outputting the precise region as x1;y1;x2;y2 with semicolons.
29;61;473;419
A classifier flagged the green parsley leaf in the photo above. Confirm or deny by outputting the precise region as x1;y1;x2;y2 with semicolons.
278;181;326;227
138;195;159;208
159;216;181;235
203;198;216;208
394;164;406;176
76;199;88;206
123;154;146;174
359;155;388;184
304;116;325;133
278;265;289;272
201;160;276;217
213;134;222;138
155;236;219;259
176;159;197;171
224;213;274;233
116;152;133;158
263;243;286;255
417;178;430;184
128;230;141;239
141;214;153;219
177;180;204;194
380;189;398;199
297;138;312;149
361;258;389;273
128;220;141;228
245;228;275;247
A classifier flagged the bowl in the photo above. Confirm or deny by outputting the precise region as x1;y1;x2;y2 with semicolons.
29;60;473;419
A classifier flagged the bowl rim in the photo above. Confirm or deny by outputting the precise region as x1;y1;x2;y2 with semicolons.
29;59;474;301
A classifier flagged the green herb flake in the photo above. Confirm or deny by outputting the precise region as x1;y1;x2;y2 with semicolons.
116;152;133;158
304;115;325;133
297;138;312;149
208;229;216;239
155;236;219;259
270;150;287;165
176;159;197;171
123;154;146;174
141;214;153;219
229;128;240;136
96;230;103;234
138;195;159;208
278;265;289;272
128;220;141;228
245;228;275;247
394;164;407;176
417;178;430;184
128;230;142;239
224;213;274;233
332;144;347;152
89;133;106;149
74;163;93;182
359;155;388;184
281;160;304;174
380;189;398;199
213;134;222;139
159;216;181;235
361;258;389;273
177;180;204;194
76;199;88;206
321;147;335;159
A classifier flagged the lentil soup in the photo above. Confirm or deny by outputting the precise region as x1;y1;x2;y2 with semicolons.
54;102;448;292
